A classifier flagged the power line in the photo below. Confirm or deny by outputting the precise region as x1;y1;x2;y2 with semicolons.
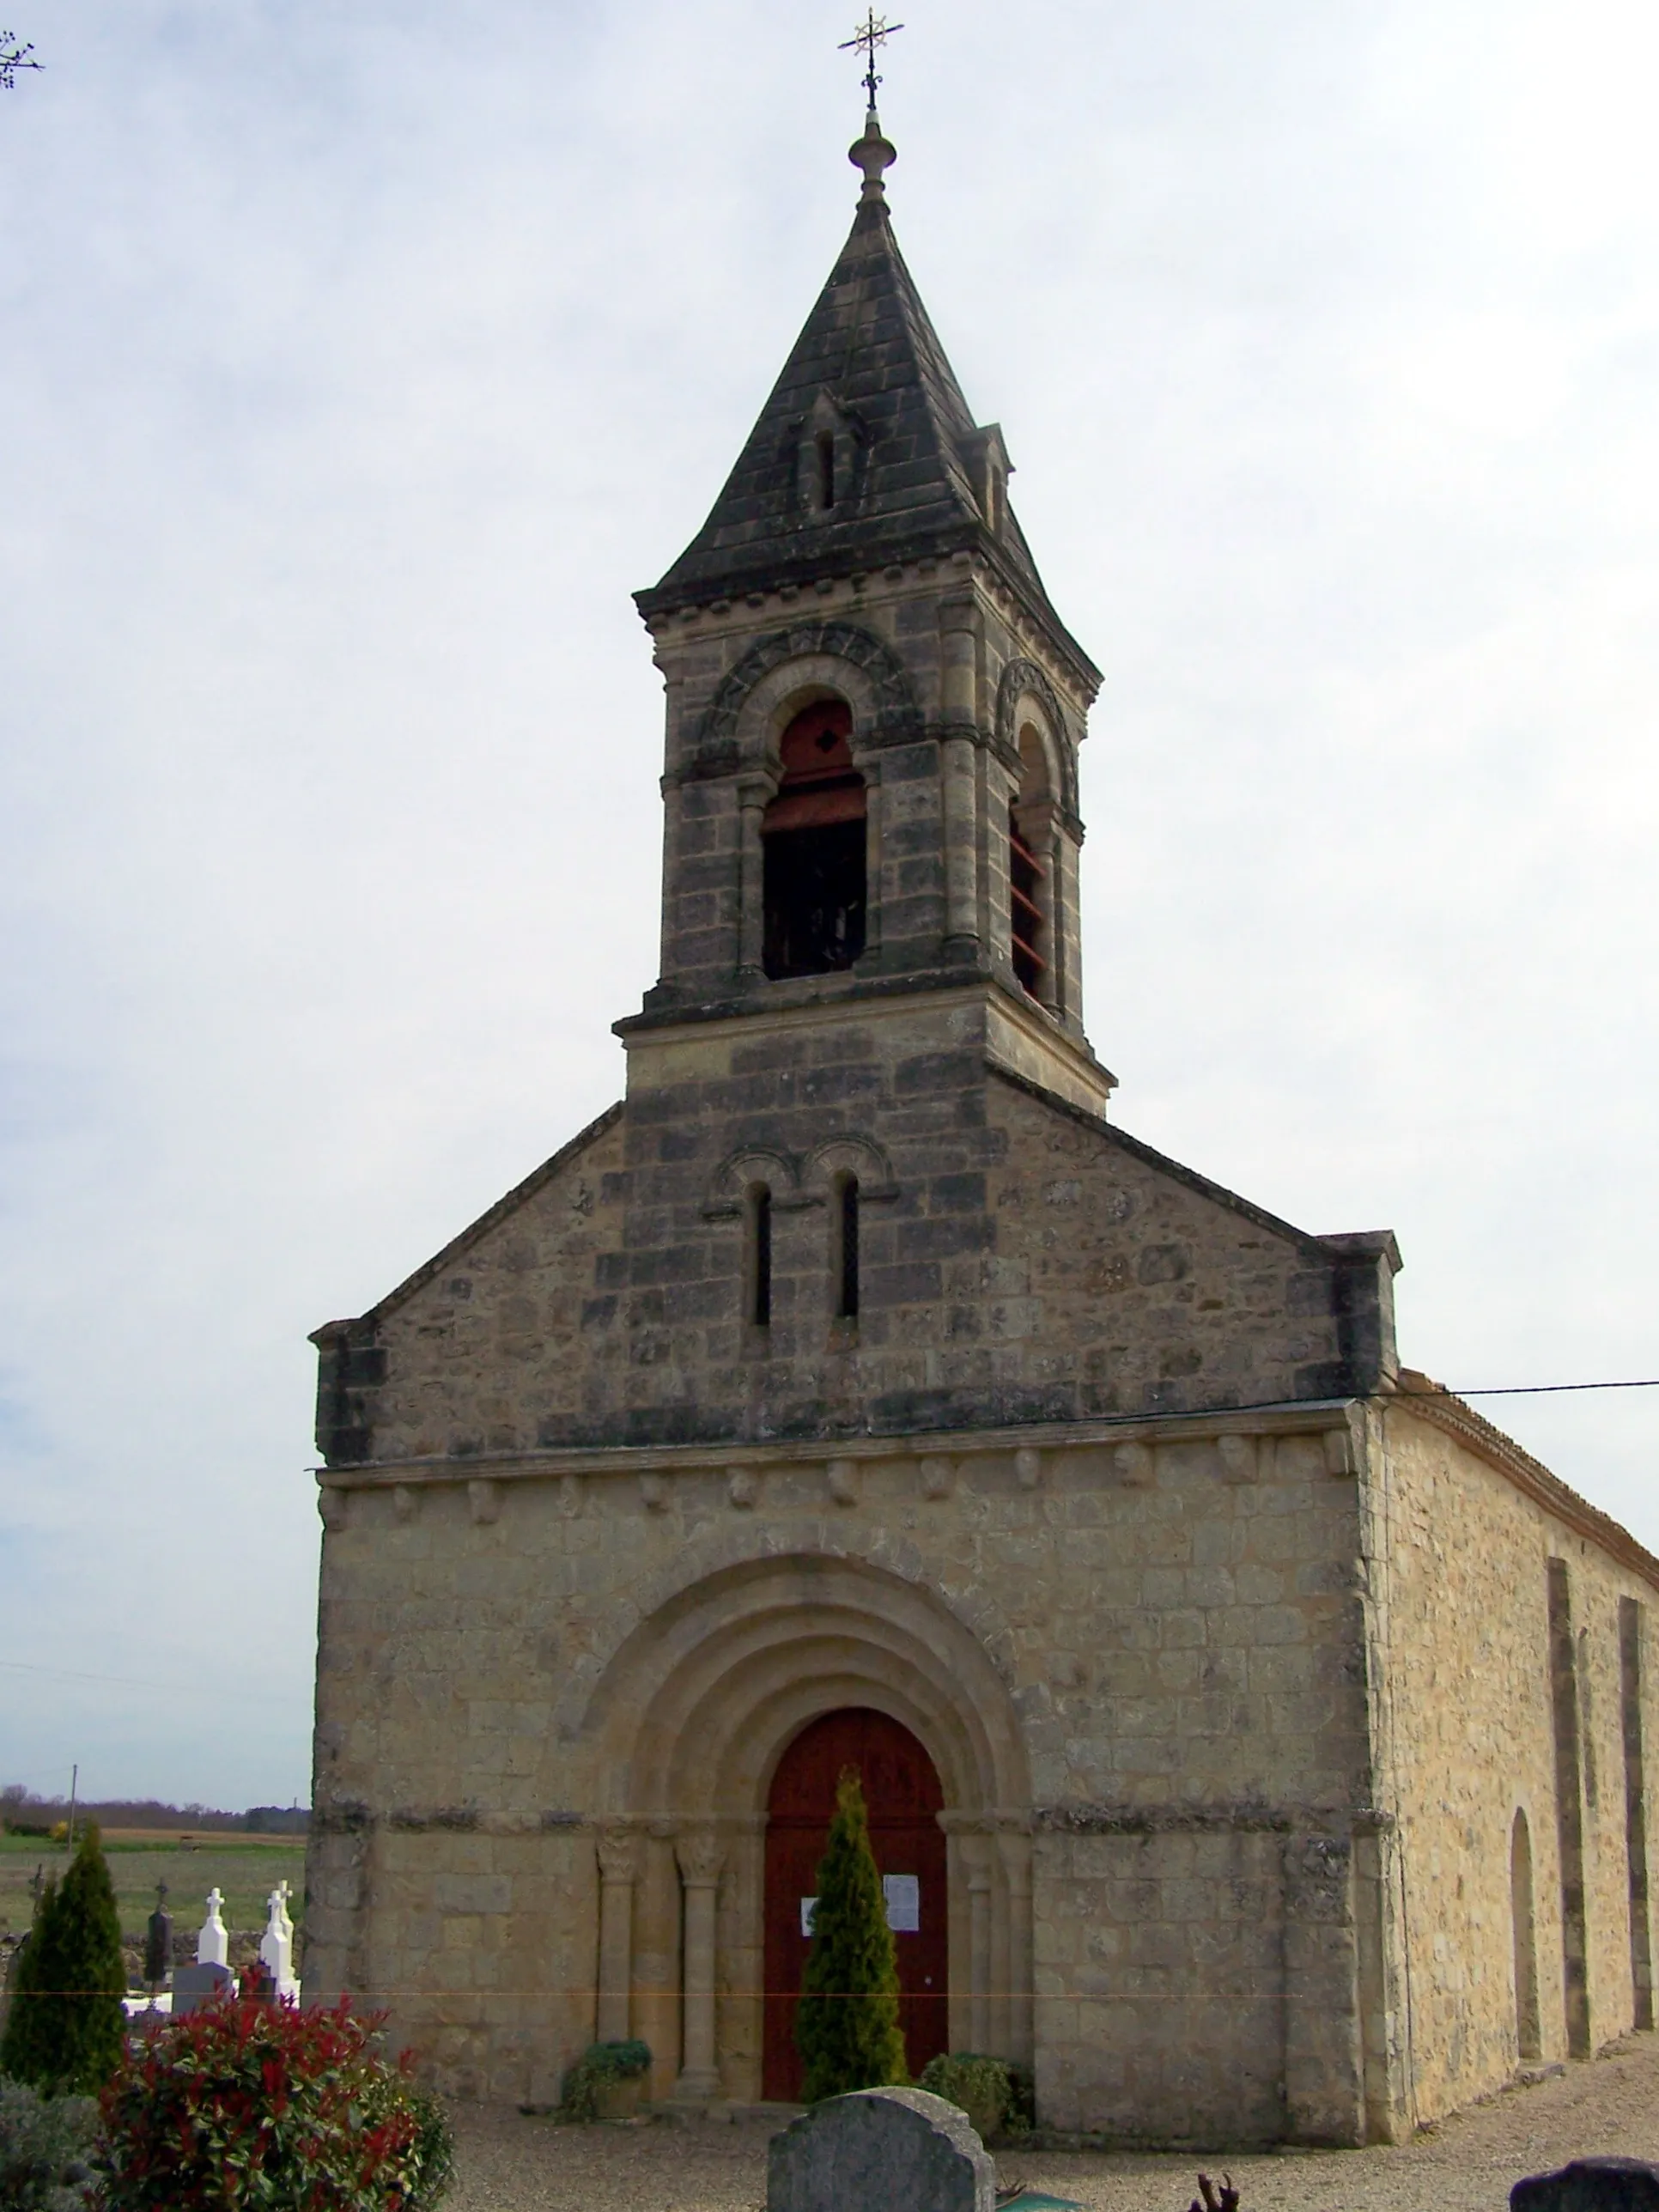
0;1658;302;1705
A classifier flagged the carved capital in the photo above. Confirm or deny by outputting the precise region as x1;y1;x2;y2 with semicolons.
596;1826;643;1886
675;1829;727;1888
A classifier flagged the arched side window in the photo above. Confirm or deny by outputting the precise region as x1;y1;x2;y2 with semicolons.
1009;720;1055;1002
746;1184;773;1329
832;1173;860;1321
1511;1808;1542;2061
763;701;866;980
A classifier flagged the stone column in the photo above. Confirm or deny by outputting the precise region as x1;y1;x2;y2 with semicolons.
939;597;981;957
595;1826;641;2044
737;775;769;978
675;1828;727;2100
961;1830;994;2053
997;1826;1035;2065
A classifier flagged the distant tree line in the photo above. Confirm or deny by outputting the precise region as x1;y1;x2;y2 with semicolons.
1;1783;308;1836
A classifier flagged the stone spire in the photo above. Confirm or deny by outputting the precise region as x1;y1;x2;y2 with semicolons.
635;125;1092;690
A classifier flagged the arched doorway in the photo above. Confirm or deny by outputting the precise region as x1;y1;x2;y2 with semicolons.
763;1707;948;2100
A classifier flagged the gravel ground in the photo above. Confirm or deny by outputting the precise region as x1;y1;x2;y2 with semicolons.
448;2033;1659;2210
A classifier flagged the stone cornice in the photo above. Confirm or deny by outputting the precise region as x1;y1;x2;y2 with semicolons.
313;1395;1361;1491
1389;1370;1659;1595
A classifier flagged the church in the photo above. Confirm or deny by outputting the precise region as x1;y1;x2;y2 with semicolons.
304;96;1659;2147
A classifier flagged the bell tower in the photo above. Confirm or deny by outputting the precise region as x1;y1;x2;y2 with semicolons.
626;104;1111;1117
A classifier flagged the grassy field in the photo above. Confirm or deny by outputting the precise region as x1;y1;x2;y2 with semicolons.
0;1831;307;1943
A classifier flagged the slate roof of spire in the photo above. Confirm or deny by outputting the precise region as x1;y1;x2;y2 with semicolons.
635;186;1093;678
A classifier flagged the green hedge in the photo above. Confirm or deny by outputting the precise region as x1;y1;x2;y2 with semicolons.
557;2039;652;2121
916;2051;1033;2142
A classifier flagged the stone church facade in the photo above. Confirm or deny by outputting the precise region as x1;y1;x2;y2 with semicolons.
305;111;1659;2145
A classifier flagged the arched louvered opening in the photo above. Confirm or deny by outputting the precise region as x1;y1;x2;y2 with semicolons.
763;701;866;979
1009;720;1054;1003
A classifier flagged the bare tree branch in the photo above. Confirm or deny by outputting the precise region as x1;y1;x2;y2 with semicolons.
0;31;42;89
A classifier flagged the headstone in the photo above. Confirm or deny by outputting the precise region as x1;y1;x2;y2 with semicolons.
259;1879;298;2000
197;1887;229;1967
1512;2161;1659;2211
768;2087;995;2212
143;1882;173;1986
172;1960;234;2017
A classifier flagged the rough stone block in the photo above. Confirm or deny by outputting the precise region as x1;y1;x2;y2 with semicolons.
1511;2165;1659;2212
769;2089;994;2212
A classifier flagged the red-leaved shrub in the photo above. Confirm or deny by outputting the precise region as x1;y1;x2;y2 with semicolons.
98;1992;452;2209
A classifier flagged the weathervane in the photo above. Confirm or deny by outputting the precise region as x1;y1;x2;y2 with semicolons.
840;11;903;112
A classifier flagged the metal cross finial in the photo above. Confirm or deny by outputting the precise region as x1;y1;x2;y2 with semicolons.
840;12;903;112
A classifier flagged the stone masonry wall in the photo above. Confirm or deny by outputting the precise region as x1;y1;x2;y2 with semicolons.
1371;1401;1659;2125
318;1023;1391;1466
308;1415;1378;2133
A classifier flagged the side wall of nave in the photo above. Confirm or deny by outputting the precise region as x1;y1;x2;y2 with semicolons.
1371;1399;1659;2126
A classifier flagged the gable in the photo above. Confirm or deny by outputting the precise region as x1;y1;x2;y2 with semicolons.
311;1103;627;1467
987;1066;1399;1417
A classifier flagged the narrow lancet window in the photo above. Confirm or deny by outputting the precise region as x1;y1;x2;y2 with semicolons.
816;431;836;511
763;701;866;979
834;1174;860;1321
748;1185;773;1328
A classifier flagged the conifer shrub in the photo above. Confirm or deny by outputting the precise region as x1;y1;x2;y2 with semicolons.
794;1766;908;2101
97;1993;453;2209
0;1826;126;2094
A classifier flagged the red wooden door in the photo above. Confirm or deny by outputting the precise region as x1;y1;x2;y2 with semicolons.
763;1707;948;2100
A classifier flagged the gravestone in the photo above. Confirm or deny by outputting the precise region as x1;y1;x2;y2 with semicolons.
172;1960;234;2016
259;1880;298;2000
1512;2161;1659;2211
768;2087;994;2212
197;1887;230;1968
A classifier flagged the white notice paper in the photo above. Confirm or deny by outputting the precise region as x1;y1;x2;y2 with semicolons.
800;1896;817;1937
884;1874;920;1932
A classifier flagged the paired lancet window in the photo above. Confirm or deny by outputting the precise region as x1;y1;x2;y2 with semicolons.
762;702;867;980
741;1171;861;1330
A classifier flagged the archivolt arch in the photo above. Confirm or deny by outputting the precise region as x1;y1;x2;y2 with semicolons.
569;1548;1030;1824
995;656;1078;823
802;1132;896;1199
696;622;923;766
702;1145;799;1217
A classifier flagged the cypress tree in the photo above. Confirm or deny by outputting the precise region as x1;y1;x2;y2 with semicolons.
0;1825;126;2092
795;1766;908;2101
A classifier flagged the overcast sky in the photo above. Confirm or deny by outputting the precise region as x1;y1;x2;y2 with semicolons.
2;0;1656;1810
